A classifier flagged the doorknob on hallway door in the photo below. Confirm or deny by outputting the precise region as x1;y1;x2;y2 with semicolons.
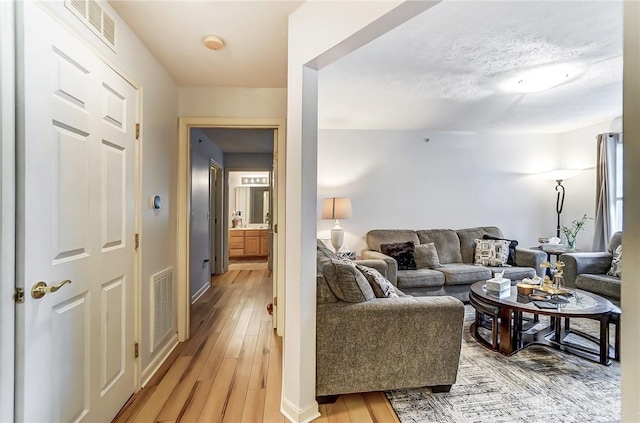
31;279;72;299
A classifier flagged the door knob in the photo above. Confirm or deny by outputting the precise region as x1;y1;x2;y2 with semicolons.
31;279;72;299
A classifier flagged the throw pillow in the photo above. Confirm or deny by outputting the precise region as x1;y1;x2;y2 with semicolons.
414;243;442;269
483;234;519;266
380;241;417;270
607;245;623;277
356;264;399;298
474;239;510;267
320;258;375;303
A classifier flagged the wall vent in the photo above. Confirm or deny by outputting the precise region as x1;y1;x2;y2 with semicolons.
65;0;117;51
151;268;174;353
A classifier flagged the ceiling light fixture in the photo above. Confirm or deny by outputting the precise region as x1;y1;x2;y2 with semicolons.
501;65;579;94
203;35;224;51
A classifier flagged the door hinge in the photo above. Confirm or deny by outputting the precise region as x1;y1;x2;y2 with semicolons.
274;224;278;234
135;123;140;140
273;296;277;306
15;287;25;304
134;342;139;358
135;233;140;250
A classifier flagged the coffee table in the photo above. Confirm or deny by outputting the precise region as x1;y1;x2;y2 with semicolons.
469;281;617;365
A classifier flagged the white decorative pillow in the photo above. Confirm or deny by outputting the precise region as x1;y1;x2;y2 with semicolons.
474;239;510;267
607;245;623;277
356;265;399;298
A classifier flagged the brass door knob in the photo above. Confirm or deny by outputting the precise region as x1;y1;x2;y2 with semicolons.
31;280;72;299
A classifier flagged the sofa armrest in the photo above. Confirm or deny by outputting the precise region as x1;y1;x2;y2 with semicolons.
514;248;547;277
353;259;388;279
361;249;398;284
316;296;464;396
559;252;613;288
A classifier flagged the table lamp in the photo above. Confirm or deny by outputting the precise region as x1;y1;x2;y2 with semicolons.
321;197;352;252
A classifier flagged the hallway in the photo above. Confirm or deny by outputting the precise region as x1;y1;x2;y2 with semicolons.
113;268;399;422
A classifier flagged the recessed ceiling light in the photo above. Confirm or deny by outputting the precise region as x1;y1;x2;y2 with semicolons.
501;65;579;94
203;35;224;51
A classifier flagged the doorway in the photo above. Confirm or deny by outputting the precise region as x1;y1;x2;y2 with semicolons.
178;117;286;340
228;170;272;270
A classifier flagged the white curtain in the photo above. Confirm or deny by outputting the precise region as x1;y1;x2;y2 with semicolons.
592;133;619;251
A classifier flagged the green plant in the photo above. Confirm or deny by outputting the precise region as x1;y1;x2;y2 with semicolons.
561;214;592;249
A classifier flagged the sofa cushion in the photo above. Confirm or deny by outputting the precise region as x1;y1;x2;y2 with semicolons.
416;229;462;264
396;269;445;290
381;241;417;270
415;243;442;269
320;258;375;303
456;226;503;264
437;263;492;285
483;234;518;266
366;229;420;252
356;265;399;298
576;274;621;300
607;245;623;277
487;266;536;281
317;274;339;304
474;239;510;267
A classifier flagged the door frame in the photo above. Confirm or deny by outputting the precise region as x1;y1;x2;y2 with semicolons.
177;117;286;341
209;160;223;275
0;1;16;421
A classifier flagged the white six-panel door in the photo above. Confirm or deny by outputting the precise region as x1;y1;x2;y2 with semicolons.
17;3;136;421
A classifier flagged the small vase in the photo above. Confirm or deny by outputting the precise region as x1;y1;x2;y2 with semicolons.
565;235;576;251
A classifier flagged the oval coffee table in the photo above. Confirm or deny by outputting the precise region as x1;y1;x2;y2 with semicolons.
469;281;617;365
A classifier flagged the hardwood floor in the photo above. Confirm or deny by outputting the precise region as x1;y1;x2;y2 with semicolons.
113;268;399;423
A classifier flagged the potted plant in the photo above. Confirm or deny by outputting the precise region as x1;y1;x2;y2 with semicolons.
561;214;591;250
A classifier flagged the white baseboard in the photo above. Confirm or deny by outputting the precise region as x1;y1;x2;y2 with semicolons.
140;333;179;387
281;397;320;423
191;282;210;304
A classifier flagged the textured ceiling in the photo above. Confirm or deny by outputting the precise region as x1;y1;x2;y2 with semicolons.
110;1;623;134
319;1;623;133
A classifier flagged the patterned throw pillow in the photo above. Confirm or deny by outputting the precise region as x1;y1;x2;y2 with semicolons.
415;243;442;269
474;239;510;267
356;265;399;298
380;241;417;270
607;245;623;277
483;234;519;266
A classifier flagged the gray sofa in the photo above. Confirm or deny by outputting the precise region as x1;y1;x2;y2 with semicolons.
316;240;465;398
362;227;547;302
560;231;622;305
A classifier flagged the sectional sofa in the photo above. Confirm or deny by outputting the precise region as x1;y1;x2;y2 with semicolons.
316;240;465;398
362;226;547;301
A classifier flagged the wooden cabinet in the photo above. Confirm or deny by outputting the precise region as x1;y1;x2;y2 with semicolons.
260;231;269;256
229;229;269;258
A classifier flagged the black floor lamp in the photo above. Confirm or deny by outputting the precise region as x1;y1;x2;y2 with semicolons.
555;179;565;238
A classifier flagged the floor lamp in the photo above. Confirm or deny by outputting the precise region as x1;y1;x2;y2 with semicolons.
543;170;576;237
321;197;352;252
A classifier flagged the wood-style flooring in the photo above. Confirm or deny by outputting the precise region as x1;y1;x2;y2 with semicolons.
113;267;399;423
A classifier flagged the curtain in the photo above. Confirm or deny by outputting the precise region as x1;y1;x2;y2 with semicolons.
592;133;618;251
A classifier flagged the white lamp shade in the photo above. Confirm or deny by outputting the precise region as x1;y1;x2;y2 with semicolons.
321;197;352;220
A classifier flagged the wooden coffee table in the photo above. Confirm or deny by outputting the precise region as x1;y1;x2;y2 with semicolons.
469;281;617;365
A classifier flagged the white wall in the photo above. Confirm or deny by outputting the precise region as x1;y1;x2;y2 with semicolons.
37;0;180;380
317;129;560;253
179;87;286;117
558;119;620;251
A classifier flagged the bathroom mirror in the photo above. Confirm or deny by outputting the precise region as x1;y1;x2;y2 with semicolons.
235;186;270;224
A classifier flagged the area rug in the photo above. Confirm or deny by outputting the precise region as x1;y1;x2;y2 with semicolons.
386;306;620;423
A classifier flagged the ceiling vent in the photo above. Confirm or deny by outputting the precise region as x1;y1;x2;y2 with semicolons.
65;0;117;51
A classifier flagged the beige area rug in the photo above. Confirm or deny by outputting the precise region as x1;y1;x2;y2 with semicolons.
386;305;620;423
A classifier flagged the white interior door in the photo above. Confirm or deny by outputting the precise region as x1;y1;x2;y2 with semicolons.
189;148;211;303
16;3;136;422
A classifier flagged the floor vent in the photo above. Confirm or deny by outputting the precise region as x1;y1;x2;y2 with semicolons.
151;268;174;353
65;0;117;51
